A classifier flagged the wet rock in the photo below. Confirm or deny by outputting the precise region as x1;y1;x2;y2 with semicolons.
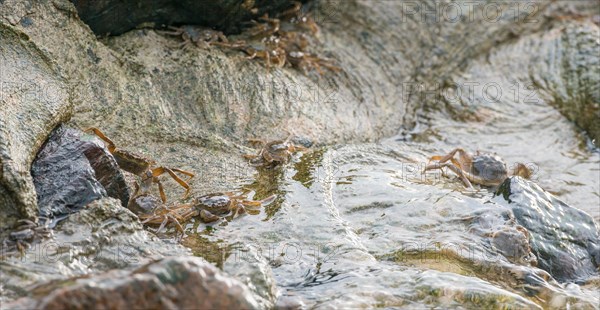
71;0;298;36
5;256;260;310
530;22;600;147
0;22;71;238
31;126;129;222
495;177;600;283
0;198;191;302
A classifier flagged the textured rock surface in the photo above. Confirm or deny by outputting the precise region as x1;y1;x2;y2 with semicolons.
0;0;598;307
1;0;598;236
530;22;600;146
5;256;260;310
0;23;71;238
0;198;190;302
496;177;599;283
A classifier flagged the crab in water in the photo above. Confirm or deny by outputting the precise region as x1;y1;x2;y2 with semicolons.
158;25;228;49
134;191;275;238
84;128;194;203
244;133;308;167
423;148;532;188
1;219;52;256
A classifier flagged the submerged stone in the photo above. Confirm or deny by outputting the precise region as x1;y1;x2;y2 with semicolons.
5;256;260;310
495;177;599;283
31;126;129;223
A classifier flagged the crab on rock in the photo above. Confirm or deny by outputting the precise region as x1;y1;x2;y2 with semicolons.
85;128;194;203
423;148;532;188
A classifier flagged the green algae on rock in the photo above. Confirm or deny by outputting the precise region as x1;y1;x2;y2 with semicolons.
0;22;71;238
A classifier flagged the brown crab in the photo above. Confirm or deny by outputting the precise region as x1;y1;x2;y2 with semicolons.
85;128;194;203
246;14;281;38
278;1;319;35
288;51;340;75
135;191;275;238
244;133;308;167
245;37;288;69
159;25;228;49
423;148;532;188
1;219;52;256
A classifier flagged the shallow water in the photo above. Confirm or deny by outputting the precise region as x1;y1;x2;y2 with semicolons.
179;62;600;307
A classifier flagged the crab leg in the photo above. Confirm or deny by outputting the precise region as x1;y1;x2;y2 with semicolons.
428;148;469;166
151;167;193;199
424;162;473;188
171;168;195;181
84;127;117;153
156;179;167;203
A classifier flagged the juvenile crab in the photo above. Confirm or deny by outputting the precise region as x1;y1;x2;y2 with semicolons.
288;51;341;75
423;148;532;188
85;128;194;203
246;14;281;38
135;191;275;238
244;38;288;69
278;1;319;35
158;25;228;49
244;133;308;167
1;219;52;256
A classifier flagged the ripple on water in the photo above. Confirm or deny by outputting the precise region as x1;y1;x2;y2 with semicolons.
184;142;598;308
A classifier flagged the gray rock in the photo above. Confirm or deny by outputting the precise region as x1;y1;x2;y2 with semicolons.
0;22;71;238
5;256;260;310
529;22;600;146
496;177;600;283
31;125;130;222
0;198;191;302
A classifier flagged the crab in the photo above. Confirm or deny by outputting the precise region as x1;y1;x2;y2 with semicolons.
490;225;538;266
158;25;228;49
1;219;52;256
84;127;194;203
134;191;275;238
244;38;288;69
277;1;319;35
246;14;281;38
244;133;308;167
423;148;532;188
287;51;341;75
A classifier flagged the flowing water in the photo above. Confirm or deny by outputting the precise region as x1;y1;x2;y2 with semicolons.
180;75;600;308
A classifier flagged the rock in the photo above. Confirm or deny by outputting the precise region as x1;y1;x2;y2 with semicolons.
495;177;600;283
71;0;298;36
530;22;600;146
0;22;71;238
31;126;129;222
0;198;191;301
5;256;260;310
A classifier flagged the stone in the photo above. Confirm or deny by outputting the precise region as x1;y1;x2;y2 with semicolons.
496;177;599;283
0;22;71;237
31;126;129;222
70;0;298;36
5;256;260;310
